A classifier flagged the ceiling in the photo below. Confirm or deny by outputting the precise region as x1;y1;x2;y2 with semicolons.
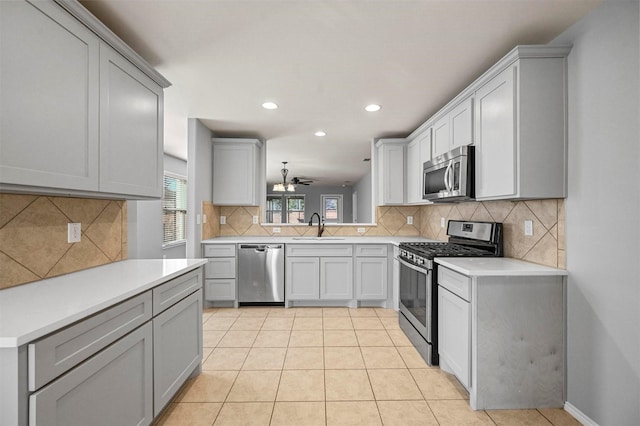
80;0;600;186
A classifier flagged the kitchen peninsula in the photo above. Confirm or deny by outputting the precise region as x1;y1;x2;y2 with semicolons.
0;259;207;426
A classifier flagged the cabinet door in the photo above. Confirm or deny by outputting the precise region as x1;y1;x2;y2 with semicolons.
153;290;203;416
377;141;405;205
406;139;421;204
212;142;257;205
475;66;517;199
320;257;353;300
29;323;153;426
450;97;474;149
0;0;99;191
99;44;164;198
355;257;388;300
286;257;320;300
438;286;471;390
432;115;450;158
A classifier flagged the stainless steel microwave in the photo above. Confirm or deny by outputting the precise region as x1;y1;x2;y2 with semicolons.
423;145;474;202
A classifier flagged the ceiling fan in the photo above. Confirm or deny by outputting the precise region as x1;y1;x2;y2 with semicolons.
291;177;313;186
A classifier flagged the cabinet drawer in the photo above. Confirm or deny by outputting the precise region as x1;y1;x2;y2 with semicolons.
153;269;202;316
438;267;471;302
205;257;236;279
286;244;353;257
204;279;236;301
355;244;388;257
204;244;236;257
29;323;153;426
28;291;152;391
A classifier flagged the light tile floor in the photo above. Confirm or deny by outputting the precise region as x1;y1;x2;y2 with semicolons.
156;307;582;426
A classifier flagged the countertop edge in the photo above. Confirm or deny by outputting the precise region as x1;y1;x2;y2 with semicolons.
0;259;208;348
434;257;568;277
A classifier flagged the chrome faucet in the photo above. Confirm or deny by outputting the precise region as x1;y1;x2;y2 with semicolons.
308;212;325;237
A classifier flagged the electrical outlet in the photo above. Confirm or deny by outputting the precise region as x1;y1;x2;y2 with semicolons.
524;220;534;236
441;217;446;228
272;227;281;233
220;215;226;225
203;214;207;224
407;215;413;225
67;223;81;243
357;227;366;234
253;216;259;225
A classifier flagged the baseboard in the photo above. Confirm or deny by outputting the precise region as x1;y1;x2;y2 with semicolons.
564;401;600;426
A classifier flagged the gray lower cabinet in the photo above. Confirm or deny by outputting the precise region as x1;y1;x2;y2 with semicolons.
354;245;389;301
153;290;202;416
29;323;154;426
203;244;237;302
7;267;205;426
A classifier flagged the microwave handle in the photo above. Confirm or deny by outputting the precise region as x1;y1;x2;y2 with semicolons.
444;160;453;192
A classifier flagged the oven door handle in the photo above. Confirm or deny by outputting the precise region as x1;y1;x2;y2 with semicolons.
397;256;431;273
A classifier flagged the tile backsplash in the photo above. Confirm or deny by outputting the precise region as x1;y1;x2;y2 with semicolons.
420;199;565;268
202;204;422;238
0;194;127;289
203;199;565;269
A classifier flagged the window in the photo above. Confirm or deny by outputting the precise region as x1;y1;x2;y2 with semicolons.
163;173;187;245
322;194;343;223
267;194;305;224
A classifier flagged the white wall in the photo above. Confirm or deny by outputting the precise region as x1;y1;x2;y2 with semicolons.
552;2;639;424
128;154;187;259
353;169;372;223
186;118;213;258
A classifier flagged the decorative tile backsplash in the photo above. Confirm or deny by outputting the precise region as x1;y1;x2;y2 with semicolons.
202;204;422;238
0;194;127;289
203;199;565;269
420;199;565;268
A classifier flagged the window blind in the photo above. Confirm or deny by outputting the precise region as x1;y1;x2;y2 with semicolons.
163;174;187;245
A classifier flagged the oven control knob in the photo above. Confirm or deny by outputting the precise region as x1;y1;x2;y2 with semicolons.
416;257;424;266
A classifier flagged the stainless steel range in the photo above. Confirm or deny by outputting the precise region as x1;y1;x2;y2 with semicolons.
398;220;503;366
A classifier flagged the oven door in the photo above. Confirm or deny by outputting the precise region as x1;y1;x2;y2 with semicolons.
398;257;432;342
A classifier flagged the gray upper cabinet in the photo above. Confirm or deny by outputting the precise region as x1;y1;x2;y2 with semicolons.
475;51;569;200
99;45;164;198
375;138;406;206
212;138;263;206
0;0;170;200
0;0;100;192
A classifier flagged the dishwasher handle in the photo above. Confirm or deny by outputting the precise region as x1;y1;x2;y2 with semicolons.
238;244;283;251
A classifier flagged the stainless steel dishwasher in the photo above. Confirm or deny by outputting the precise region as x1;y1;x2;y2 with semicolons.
237;244;285;304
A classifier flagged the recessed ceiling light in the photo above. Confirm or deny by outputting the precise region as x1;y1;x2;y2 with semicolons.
262;102;278;110
365;104;381;112
314;131;326;137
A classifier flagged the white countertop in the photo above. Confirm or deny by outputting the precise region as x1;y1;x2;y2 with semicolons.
201;236;434;245
435;257;568;277
0;259;207;348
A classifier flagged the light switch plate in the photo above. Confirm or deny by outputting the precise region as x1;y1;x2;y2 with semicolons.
524;220;534;236
196;214;201;225
220;215;226;225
